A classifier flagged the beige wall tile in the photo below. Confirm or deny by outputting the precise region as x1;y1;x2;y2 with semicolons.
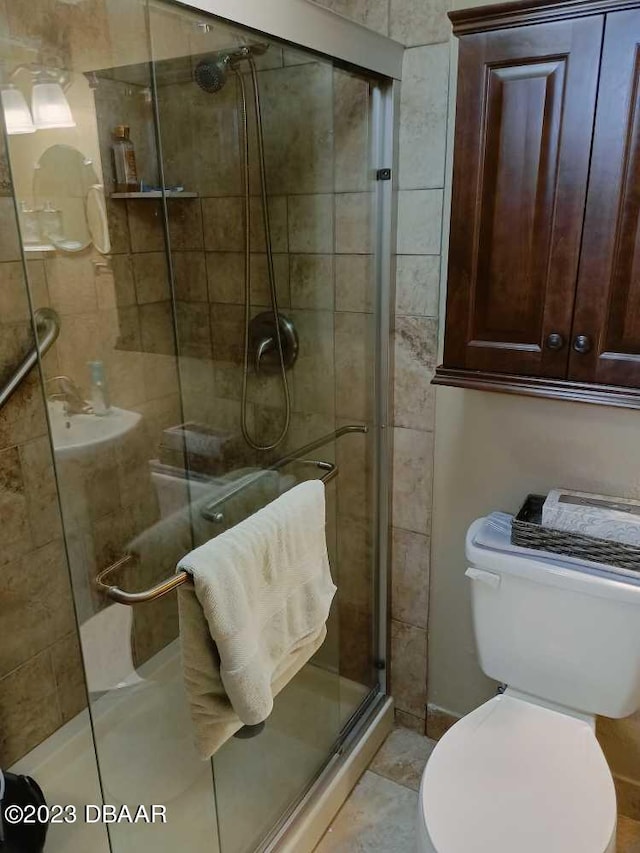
20;435;62;547
397;190;443;255
258;63;333;195
0;650;62;766
0;539;75;679
0;197;21;262
396;255;440;317
249;196;288;253
203;197;244;252
287;194;334;253
127;200;165;253
339;601;374;685
390;0;451;46
391;619;428;719
394;315;438;430
335;311;374;421
335;192;373;254
176;300;212;358
399;44;449;190
290;254;334;310
105;199;131;254
314;0;389;35
392;527;430;629
290;309;335;415
425;704;459;740
0;261;33;323
0;445;30;554
50;632;88;724
392;427;433;535
206;252;244;304
0;376;49;449
210;303;244;365
395;709;427;733
334;69;370;193
167;198;204;251
335;254;374;313
139;302;175;355
110;254;136;307
250;253;290;307
172;251;208;302
26;260;49;310
133;252;170;303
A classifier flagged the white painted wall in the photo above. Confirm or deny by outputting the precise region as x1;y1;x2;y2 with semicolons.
429;388;640;713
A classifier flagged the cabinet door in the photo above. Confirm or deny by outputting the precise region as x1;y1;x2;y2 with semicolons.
443;17;603;378
569;10;640;388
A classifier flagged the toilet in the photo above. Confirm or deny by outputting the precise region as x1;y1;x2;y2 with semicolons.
417;516;640;852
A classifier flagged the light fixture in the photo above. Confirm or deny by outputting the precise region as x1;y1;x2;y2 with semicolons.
1;84;35;134
31;80;75;130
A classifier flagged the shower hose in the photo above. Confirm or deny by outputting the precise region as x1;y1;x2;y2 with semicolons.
234;58;291;452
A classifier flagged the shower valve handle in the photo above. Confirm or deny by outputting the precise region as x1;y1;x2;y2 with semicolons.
255;335;276;373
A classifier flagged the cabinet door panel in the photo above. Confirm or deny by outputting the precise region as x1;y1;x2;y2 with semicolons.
569;10;640;388
444;17;603;377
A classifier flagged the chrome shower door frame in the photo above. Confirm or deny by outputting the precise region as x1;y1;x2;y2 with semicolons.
168;0;404;79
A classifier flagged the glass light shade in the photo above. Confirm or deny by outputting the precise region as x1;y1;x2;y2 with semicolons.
1;85;35;134
31;82;75;129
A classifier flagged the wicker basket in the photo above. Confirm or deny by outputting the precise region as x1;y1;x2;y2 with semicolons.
511;494;640;572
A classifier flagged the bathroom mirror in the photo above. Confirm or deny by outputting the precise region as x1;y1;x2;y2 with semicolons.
33;144;109;253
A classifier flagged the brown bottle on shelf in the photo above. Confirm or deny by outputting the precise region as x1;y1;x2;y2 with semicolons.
112;125;138;193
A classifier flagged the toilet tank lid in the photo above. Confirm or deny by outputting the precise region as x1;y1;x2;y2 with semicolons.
466;516;640;603
421;695;616;853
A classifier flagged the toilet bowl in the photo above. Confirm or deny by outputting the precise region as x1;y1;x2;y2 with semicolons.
418;693;616;852
417;516;640;852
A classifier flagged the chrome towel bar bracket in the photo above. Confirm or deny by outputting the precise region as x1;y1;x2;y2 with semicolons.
94;425;367;605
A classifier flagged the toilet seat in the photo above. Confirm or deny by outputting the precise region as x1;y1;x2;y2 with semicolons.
419;694;616;853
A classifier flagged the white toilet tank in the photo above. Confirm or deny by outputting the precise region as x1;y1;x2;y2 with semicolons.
466;517;640;718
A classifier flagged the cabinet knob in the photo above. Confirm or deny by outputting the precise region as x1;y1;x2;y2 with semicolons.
545;333;565;351
573;334;592;354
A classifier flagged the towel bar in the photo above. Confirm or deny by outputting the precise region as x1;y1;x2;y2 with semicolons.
95;457;344;605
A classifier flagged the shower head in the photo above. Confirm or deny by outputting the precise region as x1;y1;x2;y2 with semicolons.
193;43;269;93
194;56;230;93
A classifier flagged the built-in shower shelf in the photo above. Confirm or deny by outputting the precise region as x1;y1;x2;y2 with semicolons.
110;191;199;199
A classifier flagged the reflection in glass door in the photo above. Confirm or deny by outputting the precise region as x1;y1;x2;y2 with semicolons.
0;0;387;850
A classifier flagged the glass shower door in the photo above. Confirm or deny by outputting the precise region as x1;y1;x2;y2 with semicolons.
154;8;380;851
1;0;384;849
147;4;381;849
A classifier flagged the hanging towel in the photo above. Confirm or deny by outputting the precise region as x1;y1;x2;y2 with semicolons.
177;479;336;758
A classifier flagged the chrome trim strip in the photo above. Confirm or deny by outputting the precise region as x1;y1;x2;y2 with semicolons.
167;0;404;79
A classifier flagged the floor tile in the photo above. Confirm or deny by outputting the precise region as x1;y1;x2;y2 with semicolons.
315;771;417;852
369;726;436;791
619;816;640;852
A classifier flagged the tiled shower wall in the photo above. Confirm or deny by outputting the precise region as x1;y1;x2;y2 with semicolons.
0;176;87;767
104;42;379;686
312;0;448;731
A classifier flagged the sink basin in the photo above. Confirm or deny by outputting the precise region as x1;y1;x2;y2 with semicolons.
48;400;142;459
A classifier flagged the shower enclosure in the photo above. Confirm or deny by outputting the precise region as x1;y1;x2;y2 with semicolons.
0;1;401;850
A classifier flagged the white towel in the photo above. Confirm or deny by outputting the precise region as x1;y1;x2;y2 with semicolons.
177;479;336;758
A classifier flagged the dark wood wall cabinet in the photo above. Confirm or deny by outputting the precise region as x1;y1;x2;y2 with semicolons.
434;0;640;409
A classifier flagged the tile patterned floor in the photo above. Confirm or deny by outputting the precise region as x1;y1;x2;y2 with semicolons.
315;726;640;852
